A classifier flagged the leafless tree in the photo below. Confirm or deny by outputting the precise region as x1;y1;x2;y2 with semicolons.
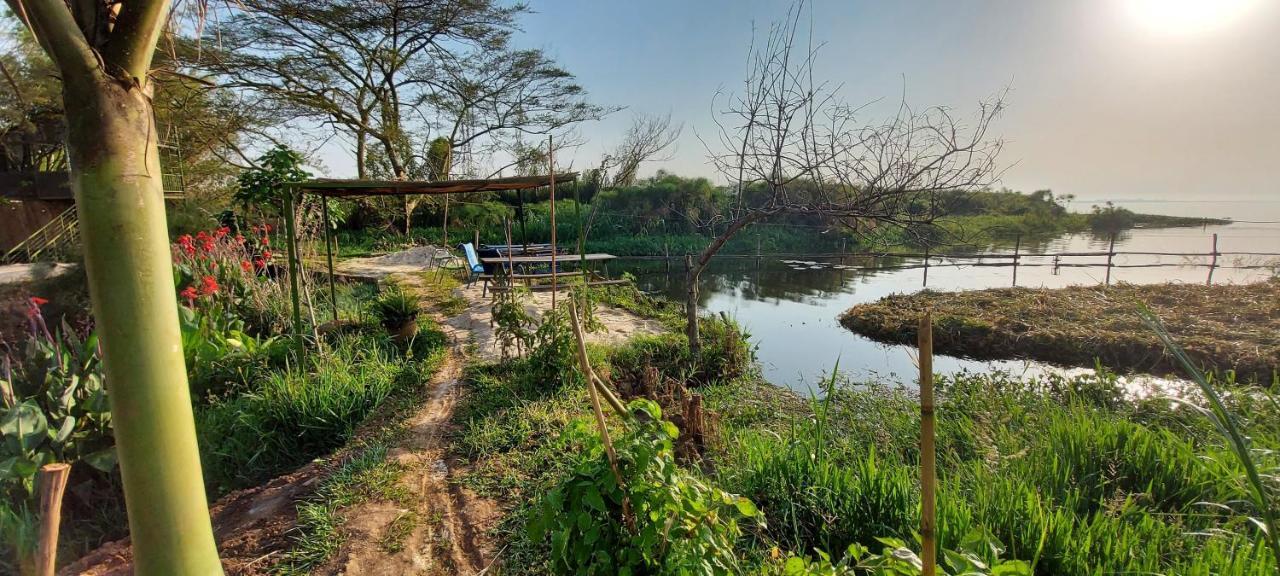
687;3;1004;352
606;111;682;187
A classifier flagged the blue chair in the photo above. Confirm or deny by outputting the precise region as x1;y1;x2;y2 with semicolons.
459;242;485;285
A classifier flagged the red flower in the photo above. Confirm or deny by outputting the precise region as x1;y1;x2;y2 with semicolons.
215;226;230;239
29;296;48;306
263;223;273;233
200;275;220;296
177;234;193;247
261;250;273;260
254;258;266;270
241;260;253;273
234;234;246;245
184;244;196;256
180;286;199;303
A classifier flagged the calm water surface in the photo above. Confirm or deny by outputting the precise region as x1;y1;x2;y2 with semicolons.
613;215;1280;395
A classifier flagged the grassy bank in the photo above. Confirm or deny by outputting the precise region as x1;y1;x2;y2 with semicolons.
448;285;1277;574
840;280;1279;382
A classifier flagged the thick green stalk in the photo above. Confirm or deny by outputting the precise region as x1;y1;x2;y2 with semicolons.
65;74;223;575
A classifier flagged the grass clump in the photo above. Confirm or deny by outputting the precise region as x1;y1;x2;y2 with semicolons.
840;280;1280;381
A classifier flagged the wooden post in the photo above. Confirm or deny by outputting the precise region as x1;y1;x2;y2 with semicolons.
1052;254;1060;276
1104;233;1116;286
284;189;303;345
919;313;937;576
322;198;338;322
1011;234;1021;287
1207;233;1218;286
36;463;70;576
756;237;762;269
474;229;480;251
442;194;450;246
548;136;558;308
922;244;930;288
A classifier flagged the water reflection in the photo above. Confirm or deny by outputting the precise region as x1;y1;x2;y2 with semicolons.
612;223;1278;394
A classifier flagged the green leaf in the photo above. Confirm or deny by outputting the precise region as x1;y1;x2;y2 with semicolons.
733;496;758;518
583;486;607;512
991;560;1033;575
1;401;48;453
83;446;118;472
52;416;75;444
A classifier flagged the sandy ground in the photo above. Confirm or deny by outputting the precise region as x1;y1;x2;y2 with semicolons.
0;262;76;285
440;281;666;361
335;246;454;279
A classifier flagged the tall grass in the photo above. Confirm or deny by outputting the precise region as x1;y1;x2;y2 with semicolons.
197;326;446;492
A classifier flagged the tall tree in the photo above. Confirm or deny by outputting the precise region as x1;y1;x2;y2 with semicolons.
2;0;222;574
687;3;1004;352
191;0;610;231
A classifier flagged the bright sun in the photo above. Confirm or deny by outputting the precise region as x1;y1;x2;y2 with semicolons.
1125;0;1261;37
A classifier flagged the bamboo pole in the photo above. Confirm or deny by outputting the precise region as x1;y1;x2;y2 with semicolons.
549;136;558;309
36;463;70;576
919;312;937;576
322;198;337;322
922;244;930;288
284;189;303;341
442;193;450;247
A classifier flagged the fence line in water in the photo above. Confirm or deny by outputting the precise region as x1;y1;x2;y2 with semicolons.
623;233;1280;287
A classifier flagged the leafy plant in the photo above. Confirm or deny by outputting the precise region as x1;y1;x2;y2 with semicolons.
779;535;1031;575
372;288;420;329
234;145;311;210
530;399;762;575
0;299;114;498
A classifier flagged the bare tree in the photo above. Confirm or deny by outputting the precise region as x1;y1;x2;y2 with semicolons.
688;3;1004;352
606;111;682;187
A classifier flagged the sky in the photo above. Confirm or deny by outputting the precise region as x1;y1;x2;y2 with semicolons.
313;0;1280;204
514;0;1280;204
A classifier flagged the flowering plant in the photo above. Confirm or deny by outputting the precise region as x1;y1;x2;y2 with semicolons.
171;223;286;332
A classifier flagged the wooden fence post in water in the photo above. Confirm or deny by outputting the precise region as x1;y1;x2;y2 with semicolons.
1104;233;1116;286
1207;233;1219;286
919;313;937;576
1011;234;1021;287
922;244;930;288
36;463;70;576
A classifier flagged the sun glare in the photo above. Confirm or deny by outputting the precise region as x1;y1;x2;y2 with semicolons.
1125;0;1261;37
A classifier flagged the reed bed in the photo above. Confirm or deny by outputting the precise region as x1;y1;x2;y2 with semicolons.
840;279;1280;381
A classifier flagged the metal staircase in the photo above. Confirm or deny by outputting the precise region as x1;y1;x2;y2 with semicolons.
2;204;79;263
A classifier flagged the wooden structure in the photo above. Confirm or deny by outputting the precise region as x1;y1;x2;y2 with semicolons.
283;171;579;332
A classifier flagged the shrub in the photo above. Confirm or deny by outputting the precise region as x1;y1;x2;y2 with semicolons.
529;399;761;575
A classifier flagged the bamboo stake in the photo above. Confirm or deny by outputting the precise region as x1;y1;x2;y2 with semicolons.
322;198;337;322
284;189;303;344
1104;233;1116;286
568;301;633;529
549;136;557;309
1011;234;1021;287
919;312;936;576
36;463;70;576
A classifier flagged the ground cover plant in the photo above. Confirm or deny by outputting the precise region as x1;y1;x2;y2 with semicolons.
840;279;1280;381
451;283;1280;575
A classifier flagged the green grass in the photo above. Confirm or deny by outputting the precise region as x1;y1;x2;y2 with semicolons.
196;324;447;493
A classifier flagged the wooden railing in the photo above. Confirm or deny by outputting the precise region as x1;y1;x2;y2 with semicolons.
3;204;79;263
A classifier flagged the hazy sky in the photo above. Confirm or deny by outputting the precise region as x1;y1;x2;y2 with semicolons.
505;0;1279;203
311;1;1280;203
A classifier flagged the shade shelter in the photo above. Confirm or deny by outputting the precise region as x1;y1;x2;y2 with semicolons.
281;172;577;335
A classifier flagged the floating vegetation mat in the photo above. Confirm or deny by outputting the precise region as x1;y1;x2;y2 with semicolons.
839;279;1280;382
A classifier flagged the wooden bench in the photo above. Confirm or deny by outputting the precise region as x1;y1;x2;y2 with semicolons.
486;279;629;293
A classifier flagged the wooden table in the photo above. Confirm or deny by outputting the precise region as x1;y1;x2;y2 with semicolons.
481;253;615;265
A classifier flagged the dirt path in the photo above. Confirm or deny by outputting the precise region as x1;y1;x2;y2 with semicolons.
444;282;665;361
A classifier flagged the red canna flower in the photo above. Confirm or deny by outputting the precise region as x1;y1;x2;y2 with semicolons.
234;234;246;245
180;286;199;304
263;223;272;233
215;226;230;239
177;234;193;247
241;260;253;273
261;250;273;260
254;258;267;270
29;296;48;306
200;275;220;296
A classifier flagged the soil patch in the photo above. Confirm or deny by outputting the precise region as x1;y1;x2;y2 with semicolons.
839;280;1280;381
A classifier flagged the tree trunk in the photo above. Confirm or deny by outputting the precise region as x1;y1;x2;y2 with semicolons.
685;254;701;354
64;75;222;573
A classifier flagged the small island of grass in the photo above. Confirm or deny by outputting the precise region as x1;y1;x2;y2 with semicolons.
840;280;1280;381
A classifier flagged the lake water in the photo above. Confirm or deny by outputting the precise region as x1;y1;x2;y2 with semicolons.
613;211;1280;396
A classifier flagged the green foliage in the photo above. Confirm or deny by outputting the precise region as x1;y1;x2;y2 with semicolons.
196;327;446;493
530;399;761;575
234;145;310;210
1087;201;1136;234
371;286;421;329
778;536;1030;575
0;308;113;499
608;314;754;388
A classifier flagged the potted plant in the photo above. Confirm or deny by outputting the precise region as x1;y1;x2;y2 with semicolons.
373;288;420;343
